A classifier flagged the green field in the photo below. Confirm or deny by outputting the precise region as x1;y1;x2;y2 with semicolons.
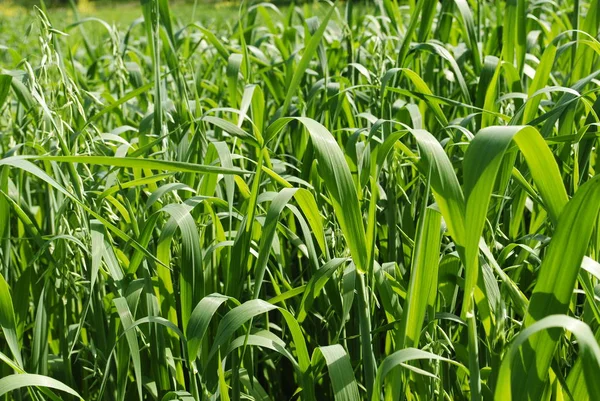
1;1;239;28
1;0;600;400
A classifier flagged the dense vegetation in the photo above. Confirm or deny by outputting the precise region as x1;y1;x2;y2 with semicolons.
6;0;336;8
1;0;600;400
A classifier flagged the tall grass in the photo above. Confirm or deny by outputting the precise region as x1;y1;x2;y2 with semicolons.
0;0;599;400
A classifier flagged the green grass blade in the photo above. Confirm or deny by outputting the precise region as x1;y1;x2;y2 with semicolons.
510;175;600;399
397;204;442;348
0;273;23;369
114;297;143;401
461;125;568;315
186;293;230;363
496;315;600;400
372;348;465;401
0;373;83;399
29;155;246;175
0;75;11;110
312;345;360;401
281;4;336;115
207;299;277;361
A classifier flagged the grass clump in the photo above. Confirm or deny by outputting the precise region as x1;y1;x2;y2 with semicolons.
1;0;600;400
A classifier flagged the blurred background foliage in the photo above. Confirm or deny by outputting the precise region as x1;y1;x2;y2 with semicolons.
1;0;365;26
